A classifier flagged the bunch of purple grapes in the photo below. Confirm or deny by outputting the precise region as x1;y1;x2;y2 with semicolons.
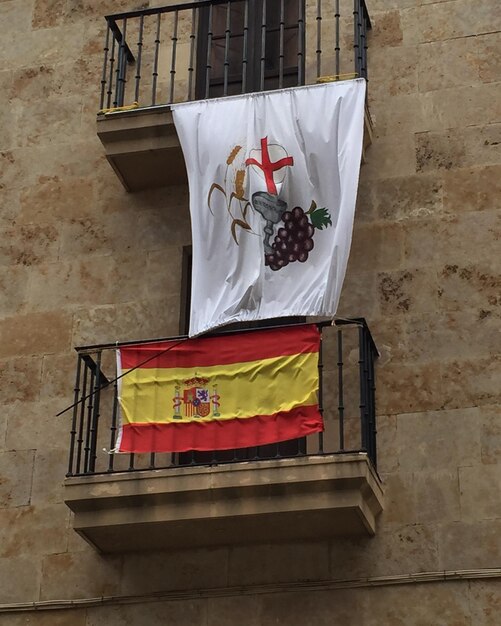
265;206;314;271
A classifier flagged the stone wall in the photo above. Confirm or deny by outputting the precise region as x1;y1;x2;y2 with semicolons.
0;0;500;623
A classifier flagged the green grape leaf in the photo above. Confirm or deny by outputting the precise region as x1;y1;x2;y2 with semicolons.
310;207;332;230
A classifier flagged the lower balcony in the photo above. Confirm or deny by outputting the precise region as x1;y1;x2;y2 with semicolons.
63;320;383;553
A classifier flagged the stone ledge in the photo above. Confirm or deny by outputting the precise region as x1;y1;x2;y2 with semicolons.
97;104;373;192
65;453;384;553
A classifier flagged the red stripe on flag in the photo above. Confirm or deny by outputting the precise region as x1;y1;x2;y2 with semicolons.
119;405;323;453
120;324;320;369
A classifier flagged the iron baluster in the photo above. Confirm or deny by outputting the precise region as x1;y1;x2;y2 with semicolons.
75;364;88;475
278;0;285;88
169;10;179;103
100;26;111;110
241;0;249;94
188;8;197;100
297;0;305;85
316;0;322;79
337;327;345;451
106;34;116;109
128;453;135;471
67;355;83;477
116;18;128;106
223;2;231;96
89;351;103;473
149;453;156;469
317;331;324;453
358;324;369;452
152;12;161;105
205;3;214;98
134;14;144;103
260;0;267;92
107;367;119;472
335;0;340;77
83;368;95;473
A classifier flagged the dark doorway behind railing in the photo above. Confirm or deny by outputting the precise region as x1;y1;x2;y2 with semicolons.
64;319;378;477
99;0;371;111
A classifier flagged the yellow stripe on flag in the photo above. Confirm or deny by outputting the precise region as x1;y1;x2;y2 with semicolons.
120;351;318;425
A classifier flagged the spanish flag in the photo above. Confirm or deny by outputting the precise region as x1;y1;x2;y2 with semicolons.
117;324;323;453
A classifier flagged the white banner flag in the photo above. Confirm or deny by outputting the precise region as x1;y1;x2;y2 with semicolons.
172;79;366;337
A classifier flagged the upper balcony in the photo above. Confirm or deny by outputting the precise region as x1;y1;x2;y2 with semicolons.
97;0;372;191
63;320;383;553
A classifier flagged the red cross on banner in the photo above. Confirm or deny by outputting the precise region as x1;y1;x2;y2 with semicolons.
245;136;294;195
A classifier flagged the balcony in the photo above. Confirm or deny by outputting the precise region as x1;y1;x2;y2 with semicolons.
63;320;383;553
97;0;373;191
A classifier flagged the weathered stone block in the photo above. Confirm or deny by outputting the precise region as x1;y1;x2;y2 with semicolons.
418;37;480;92
261;588;366;626
207;596;261;626
0;311;72;358
477;31;501;83
120;548;229;595
40;551;121;600
437;262;500;317
85;599;205;626
377;361;443;414
372;172;444;221
362;581;471;625
370;10;403;47
0;450;34;508
31;448;68;505
5;399;69;450
469;580;501;626
329;522;439;579
0;555;41;604
228;542;329;587
415;129;467;172
378;268;439;316
0;504;69;559
0;357;42;404
480;404;501;465
349;222;404;274
437;519;501;570
459;464;501;522
0;222;60;267
443;164;501;214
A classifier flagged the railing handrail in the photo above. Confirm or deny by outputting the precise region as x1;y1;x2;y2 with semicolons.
66;319;379;476
106;0;243;24
74;318;376;354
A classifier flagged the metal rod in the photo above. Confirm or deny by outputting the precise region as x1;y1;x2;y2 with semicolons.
260;0;267;91
128;453;135;471
107;367;119;472
169;10;179;103
106;35;116;109
67;355;82;476
116;18;128;106
337;328;345;451
188;7;197;99
88;351;103;473
100;26;111;110
75;365;88;475
241;0;249;93
134;14;144;103
152;13;161;105
278;0;285;88
297;0;304;85
358;325;369;451
149;453;156;469
83;369;95;473
223;1;231;96
317;330;324;453
205;3;214;98
316;0;322;79
335;0;340;77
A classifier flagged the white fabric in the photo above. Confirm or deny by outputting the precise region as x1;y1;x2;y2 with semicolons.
172;79;366;337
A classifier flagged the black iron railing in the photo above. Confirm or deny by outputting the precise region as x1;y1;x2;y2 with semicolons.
99;0;371;111
64;320;378;477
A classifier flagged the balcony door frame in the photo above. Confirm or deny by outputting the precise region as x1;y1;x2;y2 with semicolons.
195;0;305;99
